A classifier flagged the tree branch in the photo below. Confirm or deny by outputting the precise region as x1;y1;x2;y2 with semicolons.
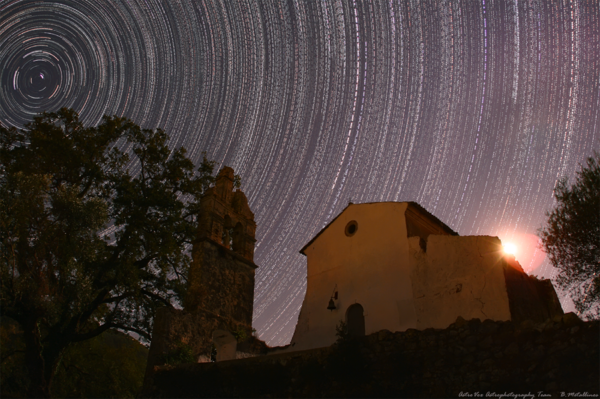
108;323;152;341
1;349;25;363
70;322;113;343
101;292;133;304
141;289;174;308
61;288;110;340
134;255;155;269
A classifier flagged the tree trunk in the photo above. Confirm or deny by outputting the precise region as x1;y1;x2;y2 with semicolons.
24;321;51;398
23;320;65;398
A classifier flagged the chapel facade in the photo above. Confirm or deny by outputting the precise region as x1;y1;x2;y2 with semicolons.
288;202;564;352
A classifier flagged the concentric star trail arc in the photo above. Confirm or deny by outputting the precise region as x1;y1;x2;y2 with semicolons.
1;0;598;345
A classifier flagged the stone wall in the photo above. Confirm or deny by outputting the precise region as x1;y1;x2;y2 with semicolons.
143;238;258;391
147;313;598;398
503;262;564;323
185;239;256;324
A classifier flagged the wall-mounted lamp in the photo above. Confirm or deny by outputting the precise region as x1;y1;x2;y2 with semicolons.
327;285;338;311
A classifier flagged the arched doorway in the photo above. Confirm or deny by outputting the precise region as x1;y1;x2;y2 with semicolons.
346;303;365;337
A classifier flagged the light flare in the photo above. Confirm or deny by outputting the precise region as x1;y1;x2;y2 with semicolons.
503;242;518;256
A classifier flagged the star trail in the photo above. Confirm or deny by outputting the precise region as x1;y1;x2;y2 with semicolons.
1;0;598;345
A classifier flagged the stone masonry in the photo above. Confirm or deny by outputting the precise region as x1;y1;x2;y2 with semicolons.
143;167;258;392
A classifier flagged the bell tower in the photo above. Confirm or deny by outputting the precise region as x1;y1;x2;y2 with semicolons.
144;167;258;391
185;166;257;325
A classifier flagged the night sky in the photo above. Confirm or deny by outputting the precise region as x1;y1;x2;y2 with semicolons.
1;0;598;346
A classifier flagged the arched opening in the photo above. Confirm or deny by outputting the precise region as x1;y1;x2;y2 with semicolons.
345;303;365;337
232;222;243;254
222;215;233;249
212;330;236;362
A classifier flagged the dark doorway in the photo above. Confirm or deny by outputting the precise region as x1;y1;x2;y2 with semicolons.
346;304;365;337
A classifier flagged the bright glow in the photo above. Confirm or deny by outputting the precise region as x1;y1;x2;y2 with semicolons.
503;242;517;255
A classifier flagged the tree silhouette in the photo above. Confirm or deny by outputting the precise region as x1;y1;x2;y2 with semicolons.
0;108;217;397
539;151;600;319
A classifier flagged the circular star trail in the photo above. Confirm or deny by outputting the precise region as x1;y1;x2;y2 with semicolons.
1;0;598;345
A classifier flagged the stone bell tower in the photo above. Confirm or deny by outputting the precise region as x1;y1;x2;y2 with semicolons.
143;167;258;390
185;166;257;325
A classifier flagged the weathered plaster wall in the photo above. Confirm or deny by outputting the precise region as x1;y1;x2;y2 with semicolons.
147;314;599;398
409;235;513;329
291;202;417;351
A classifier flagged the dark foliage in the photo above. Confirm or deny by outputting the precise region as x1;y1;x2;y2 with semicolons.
52;329;147;398
0;108;218;397
1;317;29;397
1;318;147;398
162;342;195;366
539;151;600;319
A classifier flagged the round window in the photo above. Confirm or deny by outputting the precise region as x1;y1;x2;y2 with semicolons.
345;220;358;236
